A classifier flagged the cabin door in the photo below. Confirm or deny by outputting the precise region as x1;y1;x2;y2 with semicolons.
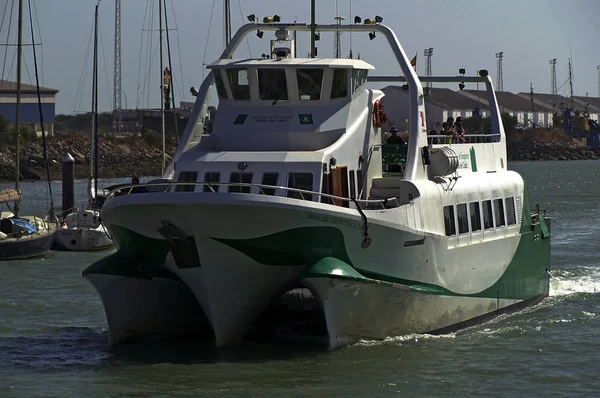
331;166;349;207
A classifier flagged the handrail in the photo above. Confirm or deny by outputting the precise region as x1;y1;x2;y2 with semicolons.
106;181;401;210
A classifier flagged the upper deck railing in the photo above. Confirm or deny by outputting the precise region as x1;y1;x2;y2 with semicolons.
106;181;403;210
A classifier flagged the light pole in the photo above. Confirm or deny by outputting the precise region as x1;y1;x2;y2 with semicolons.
121;90;128;110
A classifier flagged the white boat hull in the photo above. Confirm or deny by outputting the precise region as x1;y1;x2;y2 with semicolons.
85;273;211;344
54;227;113;251
302;276;533;349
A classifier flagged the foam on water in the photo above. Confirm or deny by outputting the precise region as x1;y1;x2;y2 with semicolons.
549;267;600;296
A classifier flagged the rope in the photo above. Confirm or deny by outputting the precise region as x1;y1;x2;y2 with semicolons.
27;0;55;220
73;20;94;112
0;0;15;86
168;0;186;104
98;14;114;110
236;0;251;57
100;219;113;241
135;1;150;108
201;0;217;80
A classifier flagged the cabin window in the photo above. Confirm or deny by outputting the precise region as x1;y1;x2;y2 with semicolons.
258;68;288;101
297;69;324;100
228;172;252;193
469;202;482;231
443;205;456;236
260;173;279;195
175;171;197;192
203;172;220;192
352;69;368;93
331;69;348;99
457;203;469;234
494;198;506;227
226;68;250;100
505;197;517;225
214;71;228;99
482;200;494;229
287;173;313;201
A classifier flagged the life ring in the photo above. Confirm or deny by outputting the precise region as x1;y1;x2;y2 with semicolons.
372;99;388;128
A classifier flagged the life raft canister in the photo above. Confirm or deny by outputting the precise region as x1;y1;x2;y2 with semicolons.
372;99;388;128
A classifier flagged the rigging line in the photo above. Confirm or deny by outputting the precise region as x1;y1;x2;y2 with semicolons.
73;20;94;113
139;40;161;109
201;0;217;81
164;0;179;144
136;0;151;109
146;0;155;108
1;0;15;86
236;0;251;57
168;0;185;103
0;0;9;34
28;0;54;215
98;19;114;111
31;0;42;84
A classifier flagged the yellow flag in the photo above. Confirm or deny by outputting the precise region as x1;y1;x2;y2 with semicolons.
410;53;417;70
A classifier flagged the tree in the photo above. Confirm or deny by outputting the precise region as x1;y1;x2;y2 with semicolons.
0;114;9;133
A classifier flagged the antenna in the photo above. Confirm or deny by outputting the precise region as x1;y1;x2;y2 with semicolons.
549;58;557;96
334;16;345;58
530;82;535;128
495;52;503;91
597;65;600;98
424;48;433;90
112;0;122;132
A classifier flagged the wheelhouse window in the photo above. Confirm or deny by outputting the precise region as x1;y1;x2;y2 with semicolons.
457;203;469;234
258;68;288;101
226;68;250;100
469;202;482;231
331;69;348;99
203;172;220;193
443;205;456;236
505;197;517;225
214;71;228;99
261;173;279;195
482;200;494;229
297;69;324;100
228;173;252;193
175;171;197;192
287;173;313;201
352;69;368;93
494;198;506;227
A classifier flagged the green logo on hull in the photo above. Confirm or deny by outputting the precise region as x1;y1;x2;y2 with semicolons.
299;114;313;124
234;114;248;125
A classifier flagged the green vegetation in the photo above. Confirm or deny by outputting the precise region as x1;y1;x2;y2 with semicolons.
0;114;8;133
0;124;38;144
55;112;114;134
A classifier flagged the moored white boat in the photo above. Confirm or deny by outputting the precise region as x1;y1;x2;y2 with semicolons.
84;19;551;348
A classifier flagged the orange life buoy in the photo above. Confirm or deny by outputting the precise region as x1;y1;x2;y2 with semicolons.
372;99;388;128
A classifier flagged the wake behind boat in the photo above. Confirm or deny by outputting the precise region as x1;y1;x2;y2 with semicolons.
83;20;551;348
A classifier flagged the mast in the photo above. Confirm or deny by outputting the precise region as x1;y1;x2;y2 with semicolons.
159;0;166;174
93;3;99;198
224;0;231;46
568;58;574;110
163;0;179;144
310;0;316;58
15;0;23;217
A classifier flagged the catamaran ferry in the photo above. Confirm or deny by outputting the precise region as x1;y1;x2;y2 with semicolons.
83;21;551;348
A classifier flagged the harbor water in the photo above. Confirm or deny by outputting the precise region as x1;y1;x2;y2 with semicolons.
1;161;599;397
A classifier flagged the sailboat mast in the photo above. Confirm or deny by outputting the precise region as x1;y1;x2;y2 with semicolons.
159;0;166;175
568;59;574;110
93;3;99;199
15;0;23;217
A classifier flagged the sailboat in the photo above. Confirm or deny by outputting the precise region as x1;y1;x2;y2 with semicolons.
53;2;113;252
0;0;57;260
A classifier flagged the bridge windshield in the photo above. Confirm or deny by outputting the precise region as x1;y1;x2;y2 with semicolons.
258;68;288;101
297;69;324;100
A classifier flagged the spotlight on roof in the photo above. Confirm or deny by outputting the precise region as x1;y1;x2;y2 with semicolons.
374;15;383;24
273;14;281;23
458;82;465;90
364;18;375;25
459;68;466;75
189;86;198;97
263;16;274;23
368;31;376;40
479;69;488;77
256;30;264;38
354;16;362;24
314;32;320;41
402;84;409;91
247;14;256;23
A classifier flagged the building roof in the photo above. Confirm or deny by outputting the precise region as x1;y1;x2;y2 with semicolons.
516;92;594;113
0;79;58;95
573;96;600;113
462;90;554;113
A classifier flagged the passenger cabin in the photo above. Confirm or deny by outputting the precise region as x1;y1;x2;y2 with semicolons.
174;57;391;207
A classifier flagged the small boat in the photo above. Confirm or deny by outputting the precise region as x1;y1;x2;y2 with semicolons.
1;0;56;261
84;17;551;348
53;3;112;252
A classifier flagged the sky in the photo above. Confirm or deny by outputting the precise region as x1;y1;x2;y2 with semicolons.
1;0;599;115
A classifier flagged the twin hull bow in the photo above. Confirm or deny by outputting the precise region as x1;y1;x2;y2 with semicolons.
83;192;550;348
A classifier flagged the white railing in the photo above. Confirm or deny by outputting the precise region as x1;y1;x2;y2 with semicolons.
106;181;401;210
427;133;501;145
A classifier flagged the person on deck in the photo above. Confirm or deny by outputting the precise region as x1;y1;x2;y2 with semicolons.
386;126;406;145
130;176;149;194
